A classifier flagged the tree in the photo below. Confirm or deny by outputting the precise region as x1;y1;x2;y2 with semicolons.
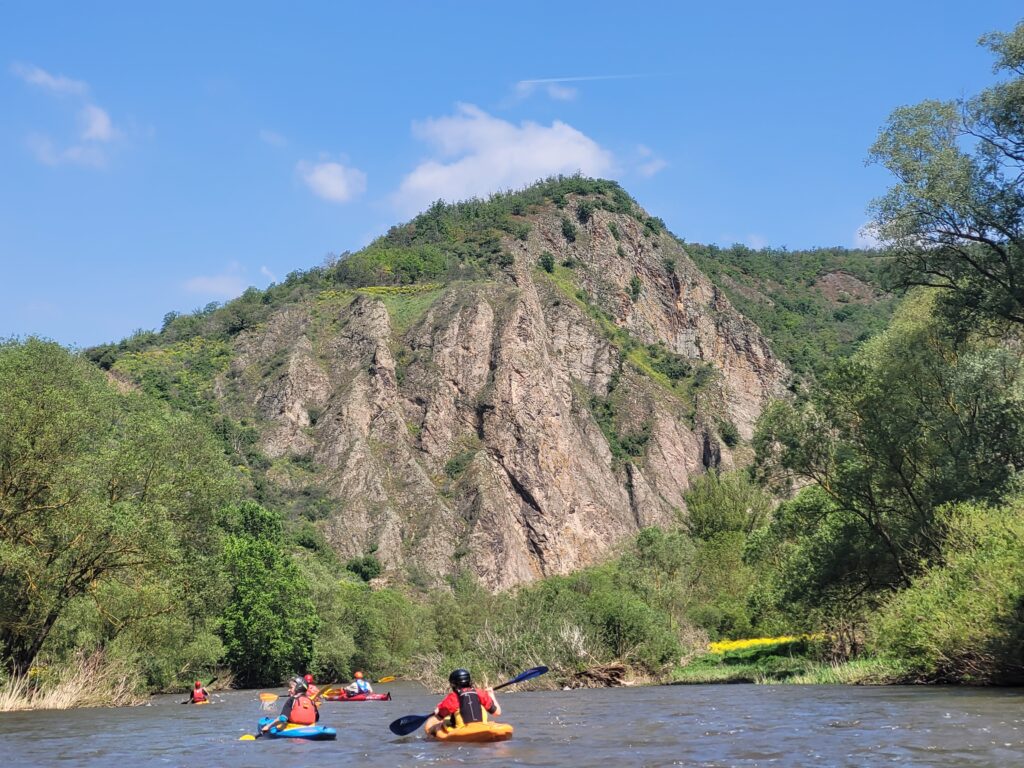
219;502;319;687
754;292;1024;596
0;339;236;676
869;22;1024;327
683;469;772;540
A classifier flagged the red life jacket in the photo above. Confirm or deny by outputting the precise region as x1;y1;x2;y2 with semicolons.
192;688;207;703
288;694;317;725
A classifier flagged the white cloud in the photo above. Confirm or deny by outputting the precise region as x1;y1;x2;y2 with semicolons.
11;62;88;95
545;83;577;101
184;262;247;298
298;160;367;204
635;144;667;178
27;134;107;168
14;64;121;169
855;222;882;249
514;80;577;101
79;104;116;141
260;129;287;147
260;265;278;283
394;104;615;215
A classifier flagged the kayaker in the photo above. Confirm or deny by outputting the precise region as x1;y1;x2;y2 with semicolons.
423;668;501;736
262;676;319;733
344;670;373;696
303;673;322;703
189;681;209;704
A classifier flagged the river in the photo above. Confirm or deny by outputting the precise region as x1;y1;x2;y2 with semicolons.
3;682;1024;766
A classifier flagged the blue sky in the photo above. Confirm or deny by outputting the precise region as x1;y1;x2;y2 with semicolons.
2;1;1021;347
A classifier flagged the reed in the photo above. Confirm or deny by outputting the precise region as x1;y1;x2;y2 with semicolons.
0;651;145;711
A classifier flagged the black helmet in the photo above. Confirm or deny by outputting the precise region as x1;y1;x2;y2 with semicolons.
448;668;472;688
291;676;308;693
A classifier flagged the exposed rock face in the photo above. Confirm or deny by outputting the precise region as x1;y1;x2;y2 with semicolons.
218;197;788;590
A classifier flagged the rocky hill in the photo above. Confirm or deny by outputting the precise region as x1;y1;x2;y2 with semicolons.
93;178;788;590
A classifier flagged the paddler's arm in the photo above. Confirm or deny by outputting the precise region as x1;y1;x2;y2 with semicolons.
423;709;445;736
486;687;501;717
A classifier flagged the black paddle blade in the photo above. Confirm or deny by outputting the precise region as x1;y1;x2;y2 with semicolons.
389;713;432;736
494;665;549;691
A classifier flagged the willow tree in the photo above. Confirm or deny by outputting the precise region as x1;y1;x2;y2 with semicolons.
869;22;1024;327
0;339;236;676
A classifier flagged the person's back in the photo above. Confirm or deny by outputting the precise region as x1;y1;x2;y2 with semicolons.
425;668;500;736
279;677;319;725
344;670;373;695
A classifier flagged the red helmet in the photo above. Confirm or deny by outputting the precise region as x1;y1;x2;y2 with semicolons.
304;674;313;684
354;671;364;679
194;681;202;688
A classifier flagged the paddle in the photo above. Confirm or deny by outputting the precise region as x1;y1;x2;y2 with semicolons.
387;665;548;737
239;714;285;740
180;676;218;705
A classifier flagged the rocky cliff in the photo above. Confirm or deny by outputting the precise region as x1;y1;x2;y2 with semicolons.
201;183;788;590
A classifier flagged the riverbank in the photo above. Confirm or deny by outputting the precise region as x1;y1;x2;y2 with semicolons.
668;636;910;685
0;653;234;712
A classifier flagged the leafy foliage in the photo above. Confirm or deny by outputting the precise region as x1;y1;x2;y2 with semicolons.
688;243;897;376
869;499;1024;684
219;502;319;687
0;339;237;679
869;22;1024;328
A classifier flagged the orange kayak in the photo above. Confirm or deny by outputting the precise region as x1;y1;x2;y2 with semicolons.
431;722;513;743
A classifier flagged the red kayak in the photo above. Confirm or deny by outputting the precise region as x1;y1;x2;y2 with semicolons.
322;691;392;702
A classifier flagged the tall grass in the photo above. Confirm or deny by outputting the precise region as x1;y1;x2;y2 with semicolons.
0;652;145;711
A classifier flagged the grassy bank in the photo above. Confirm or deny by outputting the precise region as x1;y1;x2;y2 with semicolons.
669;636;909;685
0;652;146;712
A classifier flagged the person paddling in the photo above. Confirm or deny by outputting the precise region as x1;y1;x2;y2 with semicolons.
262;676;319;734
303;673;322;703
344;670;373;696
189;680;209;704
423;668;500;736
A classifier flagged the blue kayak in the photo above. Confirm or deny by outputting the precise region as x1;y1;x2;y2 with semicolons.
258;716;337;741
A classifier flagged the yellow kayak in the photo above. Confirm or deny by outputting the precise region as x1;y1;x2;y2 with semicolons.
432;721;513;743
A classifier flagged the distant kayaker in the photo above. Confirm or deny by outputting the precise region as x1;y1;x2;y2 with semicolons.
262;676;319;733
344;670;373;696
189;681;209;704
423;668;501;736
303;673;321;703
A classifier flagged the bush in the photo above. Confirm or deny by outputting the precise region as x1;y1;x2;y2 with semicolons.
684;470;772;540
576;199;596;224
561;217;578;243
608;222;621;241
539;251;556;274
718;420;740;447
628;275;642;301
345;555;383;582
868;500;1024;684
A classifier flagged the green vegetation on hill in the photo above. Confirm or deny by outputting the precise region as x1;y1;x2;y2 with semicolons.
687;244;898;376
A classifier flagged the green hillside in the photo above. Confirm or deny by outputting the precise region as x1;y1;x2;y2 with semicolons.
687;244;898;377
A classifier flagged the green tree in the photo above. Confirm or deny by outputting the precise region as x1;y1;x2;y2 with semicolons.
219;502;319;687
684;469;772;540
755;292;1024;596
0;339;236;676
869;22;1024;327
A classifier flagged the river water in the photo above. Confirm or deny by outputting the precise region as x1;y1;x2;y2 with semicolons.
3;682;1024;766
